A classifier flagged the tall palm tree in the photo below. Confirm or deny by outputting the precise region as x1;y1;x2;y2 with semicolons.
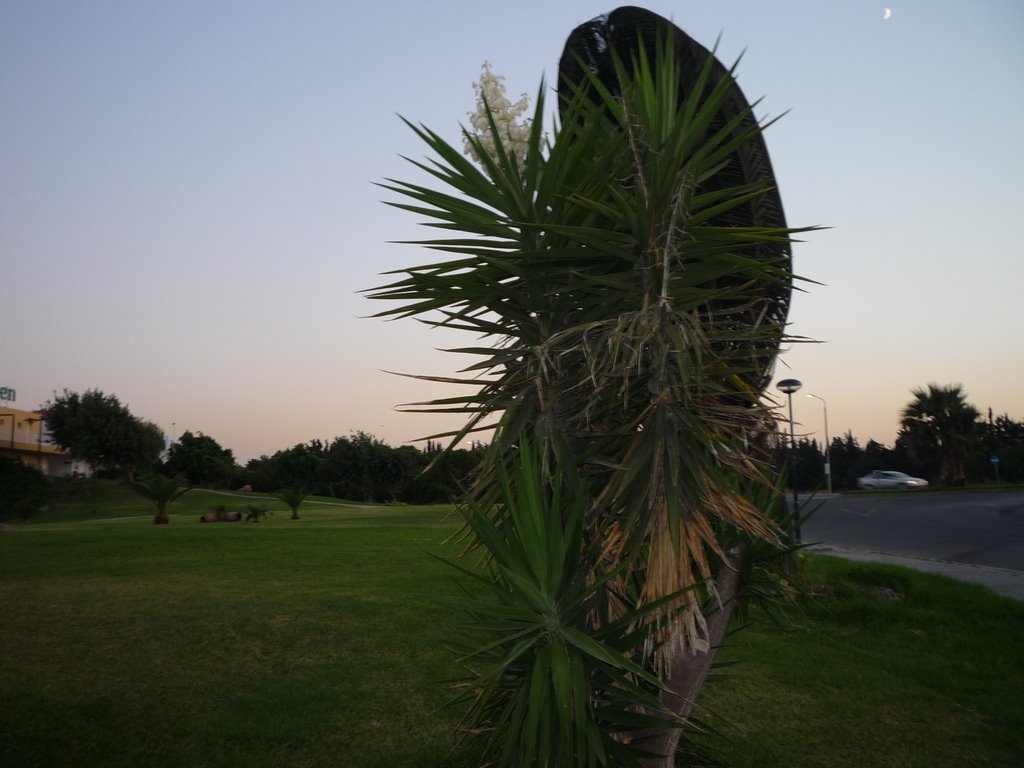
900;383;980;485
125;474;192;524
371;13;811;764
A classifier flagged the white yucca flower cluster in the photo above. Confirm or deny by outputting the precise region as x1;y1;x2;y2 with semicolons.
464;61;533;168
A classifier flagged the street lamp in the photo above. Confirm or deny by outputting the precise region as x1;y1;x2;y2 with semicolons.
776;378;802;540
807;393;832;494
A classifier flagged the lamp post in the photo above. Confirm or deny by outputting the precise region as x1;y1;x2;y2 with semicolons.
807;393;832;494
776;378;802;540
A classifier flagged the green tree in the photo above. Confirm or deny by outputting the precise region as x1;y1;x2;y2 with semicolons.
398;444;482;504
125;473;191;524
350;431;407;502
370;17;809;764
989;413;1024;446
774;436;825;492
314;437;357;498
978;413;1024;482
166;430;239;487
125;419;165;479
313;433;417;502
899;384;980;485
245;445;321;494
863;438;902;476
274;487;309;520
43;389;164;479
828;432;862;490
272;445;321;491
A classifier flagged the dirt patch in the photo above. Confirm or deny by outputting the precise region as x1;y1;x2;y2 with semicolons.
870;586;904;601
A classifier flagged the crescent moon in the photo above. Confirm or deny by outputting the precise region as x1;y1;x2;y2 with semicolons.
883;8;892;19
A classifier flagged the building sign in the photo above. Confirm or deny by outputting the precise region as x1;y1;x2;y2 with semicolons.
0;386;14;402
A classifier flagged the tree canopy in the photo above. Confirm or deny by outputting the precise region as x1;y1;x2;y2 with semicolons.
899;383;980;485
166;430;239;487
44;389;164;479
242;433;480;503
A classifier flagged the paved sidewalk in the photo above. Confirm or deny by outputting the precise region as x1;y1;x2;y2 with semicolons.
807;544;1024;602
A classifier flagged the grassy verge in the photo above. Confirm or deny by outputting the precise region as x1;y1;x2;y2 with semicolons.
2;484;1022;767
698;556;1024;767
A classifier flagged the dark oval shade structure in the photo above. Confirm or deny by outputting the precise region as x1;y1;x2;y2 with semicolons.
557;5;792;392
776;378;803;394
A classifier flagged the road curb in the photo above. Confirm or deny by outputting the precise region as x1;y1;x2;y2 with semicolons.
806;545;1024;602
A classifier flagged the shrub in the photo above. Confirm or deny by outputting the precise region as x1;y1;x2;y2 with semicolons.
0;456;49;521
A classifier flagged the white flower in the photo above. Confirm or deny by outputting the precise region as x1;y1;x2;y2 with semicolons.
464;61;533;169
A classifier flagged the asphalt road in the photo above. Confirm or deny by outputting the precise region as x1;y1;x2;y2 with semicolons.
799;489;1024;600
802;489;1024;570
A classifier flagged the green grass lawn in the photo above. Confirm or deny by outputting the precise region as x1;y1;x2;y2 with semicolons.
700;557;1024;767
2;482;1022;767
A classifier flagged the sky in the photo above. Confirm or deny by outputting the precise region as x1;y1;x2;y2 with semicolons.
2;1;1022;463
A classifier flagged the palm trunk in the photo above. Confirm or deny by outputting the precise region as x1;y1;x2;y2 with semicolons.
153;501;169;525
640;551;744;766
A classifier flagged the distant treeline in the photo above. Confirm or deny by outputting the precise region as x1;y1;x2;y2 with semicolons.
173;408;1024;505
15;385;1023;513
778;411;1024;491
165;384;1024;497
164;431;482;504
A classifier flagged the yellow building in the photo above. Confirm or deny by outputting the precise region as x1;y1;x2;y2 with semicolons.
0;406;90;477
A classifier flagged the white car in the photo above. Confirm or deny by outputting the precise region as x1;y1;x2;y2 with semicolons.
856;470;929;490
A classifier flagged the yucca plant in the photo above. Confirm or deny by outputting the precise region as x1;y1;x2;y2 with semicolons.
438;437;683;767
371;16;814;766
